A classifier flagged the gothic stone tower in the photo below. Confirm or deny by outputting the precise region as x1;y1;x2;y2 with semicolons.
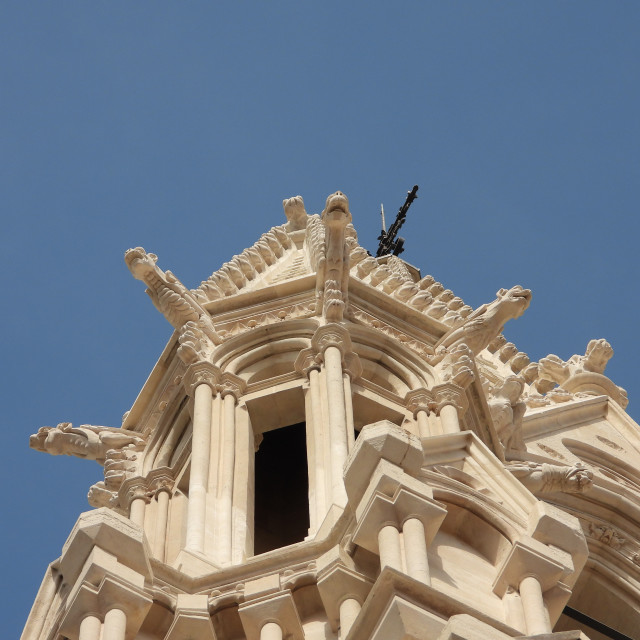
23;192;640;640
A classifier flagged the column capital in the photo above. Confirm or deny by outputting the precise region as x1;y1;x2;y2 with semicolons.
238;590;304;640
352;484;447;558
182;361;220;396
432;382;468;416
219;372;246;400
311;323;353;358
147;467;174;496
405;388;434;416
118;476;153;509
493;539;567;597
294;347;322;377
343;352;362;381
316;561;372;633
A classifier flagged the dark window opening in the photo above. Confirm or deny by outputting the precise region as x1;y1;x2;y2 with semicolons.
254;421;309;555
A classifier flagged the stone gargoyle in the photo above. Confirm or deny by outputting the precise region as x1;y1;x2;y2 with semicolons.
537;338;628;408
125;246;221;350
507;461;594;494
433;285;531;362
283;195;308;231
30;422;145;463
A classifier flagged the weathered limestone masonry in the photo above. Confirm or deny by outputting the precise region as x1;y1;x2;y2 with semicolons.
23;191;640;640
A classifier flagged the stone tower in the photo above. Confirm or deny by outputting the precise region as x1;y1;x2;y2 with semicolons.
23;192;640;639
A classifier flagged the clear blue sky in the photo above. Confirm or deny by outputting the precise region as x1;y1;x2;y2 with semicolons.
2;3;639;635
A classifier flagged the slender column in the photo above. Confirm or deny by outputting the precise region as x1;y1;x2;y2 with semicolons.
219;392;236;563
344;373;355;452
378;525;402;571
307;365;326;530
261;621;283;640
416;410;430;437
403;517;430;584
339;598;361;640
218;374;245;564
102;608;127;640
520;575;550;635
150;475;173;562
183;363;219;554
78;614;102;640
325;344;349;506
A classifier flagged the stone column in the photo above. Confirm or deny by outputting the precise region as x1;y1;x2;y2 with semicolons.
183;362;219;555
295;350;325;532
378;524;403;571
311;325;360;509
102;607;127;640
217;373;246;565
402;517;430;584
260;622;283;640
520;575;550;635
78;615;101;640
338;598;361;640
238;590;304;640
405;389;435;438
127;482;151;528
493;541;566;637
149;472;174;562
432;383;467;434
316;558;372;640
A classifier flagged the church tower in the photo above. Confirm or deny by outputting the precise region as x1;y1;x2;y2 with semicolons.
23;191;640;639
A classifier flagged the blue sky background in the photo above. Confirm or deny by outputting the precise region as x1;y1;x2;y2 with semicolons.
2;3;639;635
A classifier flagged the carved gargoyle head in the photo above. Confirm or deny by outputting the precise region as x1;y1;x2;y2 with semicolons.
283;195;308;230
29;423;92;458
124;247;159;281
321;191;352;228
494;285;532;318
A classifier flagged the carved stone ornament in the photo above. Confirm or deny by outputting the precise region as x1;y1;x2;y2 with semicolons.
182;361;221;396
405;388;434;416
319;191;352;322
283;195;308;231
311;323;353;359
433;285;531;361
30;422;145;464
125;247;222;348
486;376;527;456
507;461;594;494
119;477;154;509
432;383;468;416
434;342;475;389
536;338;628;408
588;522;626;549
